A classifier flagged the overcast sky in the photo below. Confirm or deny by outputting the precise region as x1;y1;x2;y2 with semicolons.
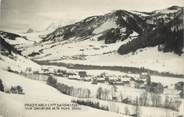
0;0;183;32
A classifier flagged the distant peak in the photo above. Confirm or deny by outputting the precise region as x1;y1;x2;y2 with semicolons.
26;28;34;33
167;5;182;10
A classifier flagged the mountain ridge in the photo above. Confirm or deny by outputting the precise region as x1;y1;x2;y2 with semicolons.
41;6;183;55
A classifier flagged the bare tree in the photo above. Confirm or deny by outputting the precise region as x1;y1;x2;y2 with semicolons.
120;92;124;102
103;89;110;100
134;97;141;117
96;87;103;99
0;79;4;92
139;91;148;106
124;106;130;115
150;93;161;107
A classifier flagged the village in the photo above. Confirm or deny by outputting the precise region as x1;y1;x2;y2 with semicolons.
49;69;183;98
12;66;183;101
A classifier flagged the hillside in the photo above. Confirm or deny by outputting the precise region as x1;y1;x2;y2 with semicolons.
0;36;21;55
0;6;184;117
0;32;41;72
118;8;184;55
18;6;184;74
0;70;128;117
42;9;148;43
42;6;183;55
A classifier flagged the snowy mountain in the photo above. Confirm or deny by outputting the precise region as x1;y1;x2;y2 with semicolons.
0;6;184;74
0;36;21;55
1;6;184;117
118;8;184;55
42;10;147;43
0;31;22;40
16;6;184;74
26;28;34;33
0;32;41;72
41;6;183;54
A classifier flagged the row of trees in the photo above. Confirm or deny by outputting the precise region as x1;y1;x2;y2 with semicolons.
96;85;181;111
0;79;24;94
8;86;24;94
96;87;111;100
57;83;91;98
137;92;181;111
96;86;118;101
47;76;91;98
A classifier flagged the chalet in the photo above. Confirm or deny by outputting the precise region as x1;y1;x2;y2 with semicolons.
108;76;121;85
112;81;124;86
41;68;49;73
96;76;105;83
68;74;80;80
83;77;91;82
78;71;87;78
123;81;130;86
91;78;98;84
139;72;150;80
122;98;131;104
78;71;92;81
136;80;145;88
97;79;105;83
67;71;76;76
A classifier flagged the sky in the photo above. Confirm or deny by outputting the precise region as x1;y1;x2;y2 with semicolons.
0;0;183;32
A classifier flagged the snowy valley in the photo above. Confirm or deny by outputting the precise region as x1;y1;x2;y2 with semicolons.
0;6;184;117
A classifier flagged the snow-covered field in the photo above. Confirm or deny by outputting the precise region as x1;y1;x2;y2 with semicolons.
75;98;180;117
0;53;41;72
0;70;130;117
1;68;183;117
21;34;184;75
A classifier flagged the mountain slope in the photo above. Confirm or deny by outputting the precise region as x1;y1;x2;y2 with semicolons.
0;6;184;117
14;6;184;74
0;32;41;72
118;9;184;55
0;36;21;55
0;31;22;40
39;6;184;56
42;10;148;44
0;70;128;117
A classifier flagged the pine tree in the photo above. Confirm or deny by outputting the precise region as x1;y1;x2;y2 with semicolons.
0;79;4;92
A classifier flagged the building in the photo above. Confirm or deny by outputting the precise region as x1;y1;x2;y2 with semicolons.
129;78;144;88
78;71;87;78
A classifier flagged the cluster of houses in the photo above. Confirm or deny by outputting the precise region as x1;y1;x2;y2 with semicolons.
66;71;166;94
37;68;184;97
68;71;91;81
